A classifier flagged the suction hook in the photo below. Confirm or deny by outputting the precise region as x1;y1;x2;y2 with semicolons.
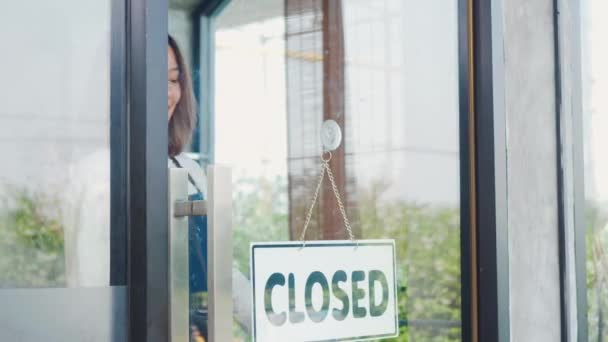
321;119;342;152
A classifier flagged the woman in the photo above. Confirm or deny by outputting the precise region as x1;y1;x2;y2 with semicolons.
167;35;208;342
167;35;205;195
168;36;251;341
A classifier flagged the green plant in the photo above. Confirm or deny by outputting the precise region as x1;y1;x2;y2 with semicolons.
586;201;608;341
231;175;462;342
0;188;65;287
361;197;461;342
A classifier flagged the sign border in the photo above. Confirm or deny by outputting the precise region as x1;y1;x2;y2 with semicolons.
250;239;399;342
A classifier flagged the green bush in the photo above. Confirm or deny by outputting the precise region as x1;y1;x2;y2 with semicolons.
0;188;65;287
232;175;461;341
586;201;608;341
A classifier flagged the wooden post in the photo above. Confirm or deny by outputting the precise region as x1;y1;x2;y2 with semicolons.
320;0;348;240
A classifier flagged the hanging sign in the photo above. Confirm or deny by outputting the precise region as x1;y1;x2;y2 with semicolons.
249;240;399;342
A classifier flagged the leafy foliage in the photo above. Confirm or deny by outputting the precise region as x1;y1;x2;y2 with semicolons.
231;175;461;341
0;175;463;342
0;188;65;287
359;185;461;342
586;201;608;341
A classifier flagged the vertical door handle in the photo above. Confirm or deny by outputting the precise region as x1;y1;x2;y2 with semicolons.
206;165;233;342
169;166;232;342
168;168;190;342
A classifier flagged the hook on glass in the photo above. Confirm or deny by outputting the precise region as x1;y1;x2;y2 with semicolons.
321;119;342;152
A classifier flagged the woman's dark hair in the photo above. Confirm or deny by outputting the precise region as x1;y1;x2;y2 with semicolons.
168;35;196;157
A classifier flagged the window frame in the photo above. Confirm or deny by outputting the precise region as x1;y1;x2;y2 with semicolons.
124;0;170;340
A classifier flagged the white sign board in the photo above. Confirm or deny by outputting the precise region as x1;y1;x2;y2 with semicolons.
250;240;398;342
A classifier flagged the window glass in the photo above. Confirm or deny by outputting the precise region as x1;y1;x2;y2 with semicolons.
581;0;608;339
0;2;113;288
213;1;462;340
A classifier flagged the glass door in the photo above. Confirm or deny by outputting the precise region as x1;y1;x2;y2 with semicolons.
0;0;129;341
209;1;465;341
167;0;468;341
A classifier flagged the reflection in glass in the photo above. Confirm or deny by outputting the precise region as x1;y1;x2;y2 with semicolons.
214;1;461;341
582;0;608;340
0;2;112;288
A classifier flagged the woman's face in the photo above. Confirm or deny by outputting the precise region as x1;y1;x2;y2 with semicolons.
168;46;181;120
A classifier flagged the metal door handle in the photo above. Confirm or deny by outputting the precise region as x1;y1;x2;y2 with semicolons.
173;199;207;217
168;168;189;342
168;166;232;342
206;165;233;342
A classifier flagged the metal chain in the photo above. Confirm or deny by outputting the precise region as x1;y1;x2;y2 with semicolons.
299;152;355;247
298;162;326;244
324;159;355;242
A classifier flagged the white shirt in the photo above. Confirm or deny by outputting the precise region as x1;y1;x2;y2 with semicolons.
168;153;207;196
63;149;110;287
62;151;207;287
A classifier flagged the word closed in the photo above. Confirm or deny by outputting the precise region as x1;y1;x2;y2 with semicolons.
264;270;389;326
250;240;398;342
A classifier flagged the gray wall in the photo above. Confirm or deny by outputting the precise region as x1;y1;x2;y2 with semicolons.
498;0;563;340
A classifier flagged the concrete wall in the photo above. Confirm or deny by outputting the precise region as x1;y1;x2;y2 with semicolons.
499;0;563;340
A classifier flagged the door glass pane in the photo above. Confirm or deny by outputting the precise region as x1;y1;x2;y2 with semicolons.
581;0;608;339
213;0;462;340
0;1;115;288
0;1;126;341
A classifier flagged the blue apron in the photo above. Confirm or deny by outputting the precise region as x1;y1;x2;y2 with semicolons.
188;191;208;293
170;157;208;339
189;191;209;340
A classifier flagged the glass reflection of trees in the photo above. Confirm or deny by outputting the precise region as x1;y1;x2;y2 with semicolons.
586;202;608;341
0;188;65;287
232;175;461;342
